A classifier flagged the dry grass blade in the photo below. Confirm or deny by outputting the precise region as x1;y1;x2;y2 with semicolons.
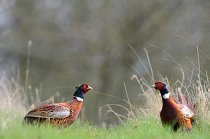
0;76;26;129
123;81;137;120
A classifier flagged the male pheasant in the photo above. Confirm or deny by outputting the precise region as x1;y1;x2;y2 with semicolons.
24;83;92;127
152;81;196;131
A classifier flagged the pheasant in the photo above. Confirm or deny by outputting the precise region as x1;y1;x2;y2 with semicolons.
152;81;196;131
24;83;92;127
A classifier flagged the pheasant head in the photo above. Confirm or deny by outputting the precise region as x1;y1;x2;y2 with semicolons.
152;82;170;99
73;83;92;101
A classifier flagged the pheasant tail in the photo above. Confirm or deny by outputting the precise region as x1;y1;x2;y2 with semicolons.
177;88;197;114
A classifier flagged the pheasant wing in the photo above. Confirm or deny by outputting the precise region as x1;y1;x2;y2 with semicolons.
25;104;70;118
178;104;194;118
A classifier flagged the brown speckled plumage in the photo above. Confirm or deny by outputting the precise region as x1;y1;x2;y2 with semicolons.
24;83;92;127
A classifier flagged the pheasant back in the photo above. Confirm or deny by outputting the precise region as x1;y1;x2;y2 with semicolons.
24;100;83;127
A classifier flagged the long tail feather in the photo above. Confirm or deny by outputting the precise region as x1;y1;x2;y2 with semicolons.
177;87;197;114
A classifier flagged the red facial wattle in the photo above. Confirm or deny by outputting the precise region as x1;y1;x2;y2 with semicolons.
155;82;164;91
81;84;92;93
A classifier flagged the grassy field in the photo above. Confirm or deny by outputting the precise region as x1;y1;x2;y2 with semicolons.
1;50;210;139
1;81;210;139
1;114;210;139
0;83;210;139
1;78;210;139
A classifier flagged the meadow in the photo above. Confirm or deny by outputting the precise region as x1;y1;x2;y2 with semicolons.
1;72;210;139
1;115;210;139
1;47;210;139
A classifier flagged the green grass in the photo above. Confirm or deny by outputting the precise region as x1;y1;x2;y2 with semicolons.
1;116;210;139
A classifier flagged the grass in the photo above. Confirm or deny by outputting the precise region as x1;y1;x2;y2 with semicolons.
1;116;210;139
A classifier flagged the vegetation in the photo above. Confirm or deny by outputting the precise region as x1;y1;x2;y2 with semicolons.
1;116;210;139
1;63;210;139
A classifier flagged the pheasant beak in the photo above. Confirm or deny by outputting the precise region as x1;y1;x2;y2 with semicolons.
88;86;92;91
152;84;156;88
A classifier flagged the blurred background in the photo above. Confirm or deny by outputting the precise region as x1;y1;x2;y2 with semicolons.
0;0;210;125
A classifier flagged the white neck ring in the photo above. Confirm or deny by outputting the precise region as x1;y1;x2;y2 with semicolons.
75;97;83;102
162;93;170;99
